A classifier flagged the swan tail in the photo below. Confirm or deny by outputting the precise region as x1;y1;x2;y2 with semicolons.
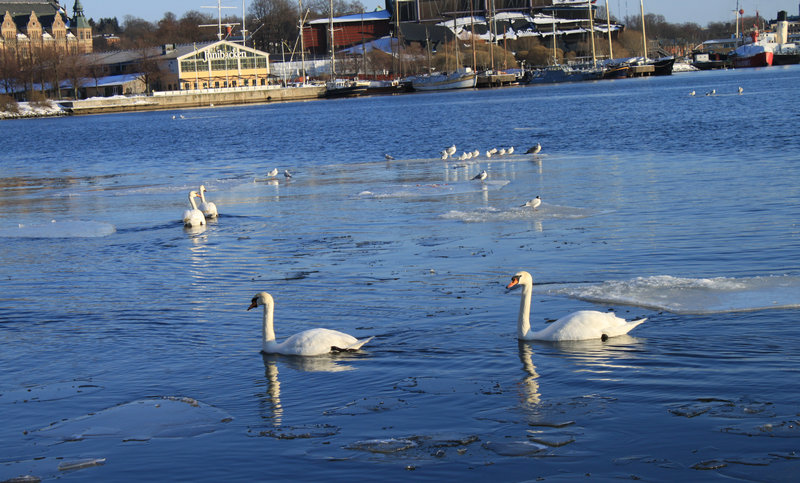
332;336;374;352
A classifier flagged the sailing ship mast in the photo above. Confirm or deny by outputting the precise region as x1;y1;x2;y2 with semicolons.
329;0;336;79
639;0;648;58
605;0;614;59
587;0;597;65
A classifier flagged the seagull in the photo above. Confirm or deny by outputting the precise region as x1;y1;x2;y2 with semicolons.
172;115;176;119
472;149;480;157
689;90;695;96
526;143;542;154
485;150;492;158
706;89;716;96
447;144;457;156
179;114;185;119
267;168;278;177
499;148;506;156
738;86;744;94
507;146;514;154
489;148;498;155
284;170;292;179
522;195;541;210
472;170;487;181
441;152;449;160
384;154;394;160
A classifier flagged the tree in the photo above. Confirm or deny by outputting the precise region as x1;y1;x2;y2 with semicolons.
249;0;299;53
62;53;89;99
0;50;21;98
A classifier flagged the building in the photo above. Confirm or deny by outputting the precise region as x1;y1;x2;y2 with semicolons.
163;41;271;90
0;0;92;57
302;0;621;57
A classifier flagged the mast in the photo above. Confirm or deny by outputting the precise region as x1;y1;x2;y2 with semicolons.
587;0;597;65
298;0;307;83
605;0;613;59
329;0;335;78
470;0;476;70
639;0;647;58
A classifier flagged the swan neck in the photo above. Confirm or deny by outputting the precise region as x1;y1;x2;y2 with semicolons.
262;301;275;344
189;195;199;210
518;282;532;338
199;191;207;203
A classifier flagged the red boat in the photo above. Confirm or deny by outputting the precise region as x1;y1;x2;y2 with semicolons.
729;29;775;68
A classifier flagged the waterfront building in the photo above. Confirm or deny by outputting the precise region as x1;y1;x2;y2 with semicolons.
301;0;621;57
0;0;92;57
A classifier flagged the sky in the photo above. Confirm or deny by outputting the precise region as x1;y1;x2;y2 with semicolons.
76;0;800;26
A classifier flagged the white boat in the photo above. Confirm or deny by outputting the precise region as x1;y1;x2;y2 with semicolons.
410;68;477;91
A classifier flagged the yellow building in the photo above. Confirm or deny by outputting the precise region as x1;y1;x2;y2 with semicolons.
163;41;271;91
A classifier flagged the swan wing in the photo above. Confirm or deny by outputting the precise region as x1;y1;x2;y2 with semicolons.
274;328;366;356
528;311;646;341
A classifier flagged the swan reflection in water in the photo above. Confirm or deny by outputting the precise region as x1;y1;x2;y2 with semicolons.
260;353;366;425
517;342;541;407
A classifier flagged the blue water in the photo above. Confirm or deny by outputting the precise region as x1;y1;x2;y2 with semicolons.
2;66;800;481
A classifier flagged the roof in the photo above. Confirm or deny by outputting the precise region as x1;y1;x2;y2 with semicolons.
0;1;61;17
86;73;142;87
308;9;391;25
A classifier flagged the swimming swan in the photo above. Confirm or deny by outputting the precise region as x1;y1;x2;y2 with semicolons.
182;191;206;227
506;271;646;341
247;292;373;356
198;185;218;218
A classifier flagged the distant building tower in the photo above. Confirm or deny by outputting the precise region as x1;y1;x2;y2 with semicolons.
71;0;91;53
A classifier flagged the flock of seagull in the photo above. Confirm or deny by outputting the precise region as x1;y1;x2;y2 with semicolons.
689;86;744;96
177;141;648;355
436;143;541;161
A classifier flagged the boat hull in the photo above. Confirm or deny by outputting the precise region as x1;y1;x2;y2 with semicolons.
411;72;477;91
732;51;774;68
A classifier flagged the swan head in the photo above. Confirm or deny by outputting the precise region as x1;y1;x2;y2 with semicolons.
188;190;200;199
507;271;533;290
248;292;274;311
199;185;207;194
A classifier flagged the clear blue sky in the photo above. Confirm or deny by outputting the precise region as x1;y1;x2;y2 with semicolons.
76;0;800;25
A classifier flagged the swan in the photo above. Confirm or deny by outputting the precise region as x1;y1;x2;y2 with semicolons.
526;143;542;154
198;185;218;218
506;271;646;341
182;191;206;227
522;195;541;210
267;168;279;177
472;170;487;181
247;292;373;356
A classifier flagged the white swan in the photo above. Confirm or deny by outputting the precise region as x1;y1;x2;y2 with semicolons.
182;191;206;227
198;185;218;218
248;292;373;356
506;271;646;341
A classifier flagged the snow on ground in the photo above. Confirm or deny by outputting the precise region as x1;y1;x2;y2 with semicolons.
0;101;68;119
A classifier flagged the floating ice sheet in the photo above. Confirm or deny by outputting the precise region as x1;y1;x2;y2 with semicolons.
0;220;115;238
441;204;611;223
35;396;231;442
359;180;509;198
0;381;103;403
542;275;800;314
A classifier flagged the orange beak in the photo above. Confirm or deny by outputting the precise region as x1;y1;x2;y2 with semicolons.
506;278;519;289
247;301;257;311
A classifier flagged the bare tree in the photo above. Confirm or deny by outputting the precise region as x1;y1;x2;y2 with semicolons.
61;53;89;99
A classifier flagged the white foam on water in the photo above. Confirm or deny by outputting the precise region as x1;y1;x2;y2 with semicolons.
541;275;800;314
0;220;116;238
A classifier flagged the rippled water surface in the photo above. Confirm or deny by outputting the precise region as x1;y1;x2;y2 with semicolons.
2;66;800;481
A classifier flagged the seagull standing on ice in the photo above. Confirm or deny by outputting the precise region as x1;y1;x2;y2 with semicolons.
267;168;279;177
447;145;457;156
472;170;487;181
384;154;394;160
507;146;514;154
284;170;292;179
522;195;541;210
526;143;542;154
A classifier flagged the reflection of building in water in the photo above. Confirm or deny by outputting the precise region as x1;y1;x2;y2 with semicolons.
517;342;540;406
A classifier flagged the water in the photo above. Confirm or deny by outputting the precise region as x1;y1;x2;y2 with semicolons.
2;66;800;481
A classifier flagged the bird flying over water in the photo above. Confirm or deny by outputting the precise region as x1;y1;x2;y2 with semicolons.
526;143;542;154
472;170;487;181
